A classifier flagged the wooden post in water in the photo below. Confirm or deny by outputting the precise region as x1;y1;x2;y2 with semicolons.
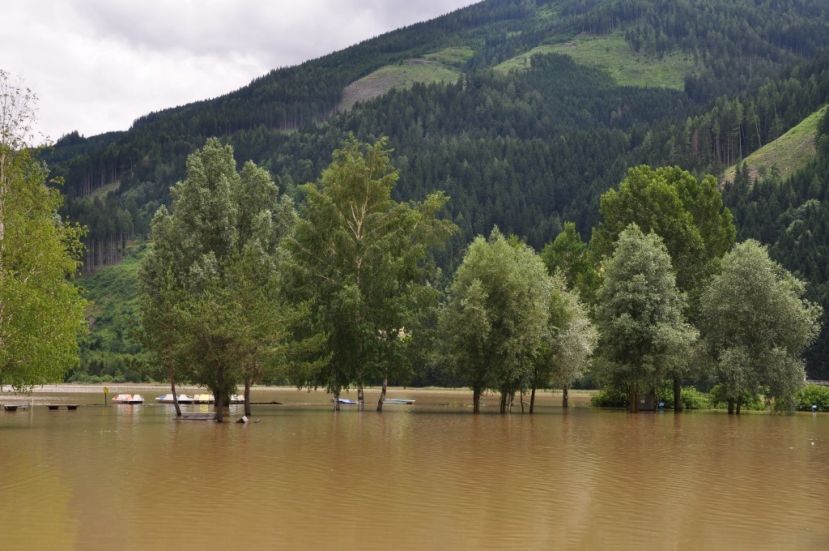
103;386;109;406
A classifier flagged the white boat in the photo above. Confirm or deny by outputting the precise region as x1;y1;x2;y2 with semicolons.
384;398;415;405
155;394;194;404
332;397;357;405
230;394;244;404
112;394;144;404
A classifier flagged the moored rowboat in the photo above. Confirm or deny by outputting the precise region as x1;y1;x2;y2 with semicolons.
112;394;144;404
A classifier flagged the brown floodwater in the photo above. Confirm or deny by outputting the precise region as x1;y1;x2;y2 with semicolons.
0;386;827;550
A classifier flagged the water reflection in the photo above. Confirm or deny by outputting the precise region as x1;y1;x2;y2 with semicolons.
0;389;827;550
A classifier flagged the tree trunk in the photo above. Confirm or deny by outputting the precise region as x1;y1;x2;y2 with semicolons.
520;390;526;413
499;390;507;414
333;388;341;412
170;373;181;417
628;383;639;413
562;385;569;409
727;398;735;415
357;385;364;411
673;376;683;413
244;376;252;417
529;386;536;414
215;391;224;423
736;398;742;415
214;363;225;423
473;387;481;414
376;375;388;412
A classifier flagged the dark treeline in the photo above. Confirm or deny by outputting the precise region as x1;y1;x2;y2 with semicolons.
42;0;829;377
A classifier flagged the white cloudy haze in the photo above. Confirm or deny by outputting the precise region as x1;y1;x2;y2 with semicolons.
1;0;475;140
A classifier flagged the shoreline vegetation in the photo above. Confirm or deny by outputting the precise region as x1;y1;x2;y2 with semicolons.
3;383;827;414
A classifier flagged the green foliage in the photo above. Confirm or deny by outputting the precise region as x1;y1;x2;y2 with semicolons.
700;241;822;412
594;224;697;411
795;384;829;412
74;244;152;382
708;384;766;412
590;387;628;408
284;137;455;402
140;139;295;416
541;222;600;305
438;228;551;412
0;71;87;389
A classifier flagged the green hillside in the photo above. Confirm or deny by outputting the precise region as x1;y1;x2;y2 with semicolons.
43;0;829;380
495;33;697;89
723;105;827;184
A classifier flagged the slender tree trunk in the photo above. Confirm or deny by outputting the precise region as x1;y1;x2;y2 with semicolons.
214;366;225;423
509;391;515;414
333;388;341;412
736;398;742;415
376;375;387;412
628;382;639;413
244;376;252;417
520;390;526;413
357;384;364;411
727;398;735;415
473;386;481;414
673;376;683;412
562;385;569;409
529;386;536;414
170;372;181;417
499;390;507;414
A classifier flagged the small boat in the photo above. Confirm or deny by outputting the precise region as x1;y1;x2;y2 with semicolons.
112;394;144;404
332;397;357;405
230;394;244;404
384;398;415;405
155;394;194;404
192;394;214;404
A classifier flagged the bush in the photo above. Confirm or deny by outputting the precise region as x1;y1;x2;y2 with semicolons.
680;387;710;410
795;384;829;411
708;384;766;411
591;387;628;408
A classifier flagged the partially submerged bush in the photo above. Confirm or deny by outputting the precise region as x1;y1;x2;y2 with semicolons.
591;387;628;408
795;384;829;411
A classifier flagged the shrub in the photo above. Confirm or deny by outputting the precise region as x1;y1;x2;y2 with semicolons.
708;383;766;411
795;384;829;411
590;387;628;408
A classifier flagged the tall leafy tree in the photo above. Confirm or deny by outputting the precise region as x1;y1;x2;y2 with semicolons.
284;137;454;410
438;229;551;414
140;138;293;421
541;222;600;306
530;274;597;412
700;240;821;413
595;224;697;413
0;71;86;389
592;165;734;408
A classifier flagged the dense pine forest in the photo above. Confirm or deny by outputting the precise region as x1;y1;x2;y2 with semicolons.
44;0;829;381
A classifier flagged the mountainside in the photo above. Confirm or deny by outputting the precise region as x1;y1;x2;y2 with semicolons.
42;0;829;380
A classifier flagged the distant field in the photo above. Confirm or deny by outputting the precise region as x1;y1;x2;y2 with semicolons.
494;33;697;89
338;58;462;111
722;105;826;184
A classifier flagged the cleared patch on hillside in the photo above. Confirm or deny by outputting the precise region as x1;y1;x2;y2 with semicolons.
494;33;697;89
88;180;120;199
723;105;826;184
423;46;474;66
338;59;461;112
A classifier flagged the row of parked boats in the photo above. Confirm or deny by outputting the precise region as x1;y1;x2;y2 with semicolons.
111;394;244;404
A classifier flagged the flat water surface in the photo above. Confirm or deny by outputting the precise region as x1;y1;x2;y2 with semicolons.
1;387;827;550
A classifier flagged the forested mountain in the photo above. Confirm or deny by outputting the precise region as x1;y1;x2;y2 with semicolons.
44;0;829;379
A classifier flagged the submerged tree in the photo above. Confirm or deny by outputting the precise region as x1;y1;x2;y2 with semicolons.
595;225;697;413
140;138;294;421
592;165;734;408
0;70;86;389
439;229;550;414
284;137;454;411
700;240;821;413
530;274;597;412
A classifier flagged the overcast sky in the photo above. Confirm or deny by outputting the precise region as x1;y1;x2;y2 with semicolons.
1;0;476;141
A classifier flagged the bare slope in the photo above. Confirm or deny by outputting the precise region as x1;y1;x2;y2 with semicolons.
723;105;827;184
